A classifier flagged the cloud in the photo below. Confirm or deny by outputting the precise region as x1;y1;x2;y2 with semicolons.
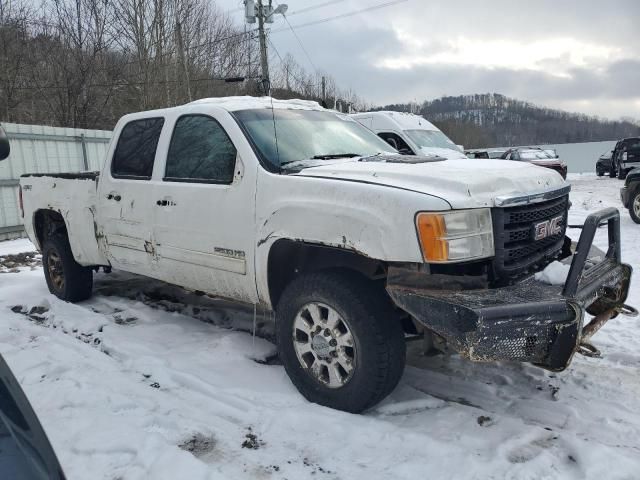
221;0;640;119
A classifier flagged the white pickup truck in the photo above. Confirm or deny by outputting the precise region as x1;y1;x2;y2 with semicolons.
5;97;633;413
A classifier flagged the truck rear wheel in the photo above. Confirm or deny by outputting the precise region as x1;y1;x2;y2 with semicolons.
43;235;93;302
276;271;405;413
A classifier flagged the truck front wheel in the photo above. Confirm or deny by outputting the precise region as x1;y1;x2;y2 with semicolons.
43;235;93;302
276;271;405;413
630;189;640;224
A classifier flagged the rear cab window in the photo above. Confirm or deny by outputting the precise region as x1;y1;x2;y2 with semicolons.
111;117;164;179
623;139;640;151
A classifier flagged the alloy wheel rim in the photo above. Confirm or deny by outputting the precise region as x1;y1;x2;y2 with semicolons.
47;250;65;291
292;302;357;389
634;195;640;217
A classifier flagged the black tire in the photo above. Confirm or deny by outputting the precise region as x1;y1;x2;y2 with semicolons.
596;169;604;177
42;234;93;302
630;189;640;224
276;271;406;413
618;167;628;180
609;162;617;178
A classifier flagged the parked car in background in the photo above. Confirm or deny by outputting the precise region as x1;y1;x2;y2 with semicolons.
351;111;467;159
620;168;640;223
488;149;507;159
596;150;613;176
465;149;508;159
611;137;640;179
500;147;568;179
465;149;489;159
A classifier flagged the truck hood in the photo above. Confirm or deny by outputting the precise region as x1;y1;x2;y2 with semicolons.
294;158;568;209
418;146;468;160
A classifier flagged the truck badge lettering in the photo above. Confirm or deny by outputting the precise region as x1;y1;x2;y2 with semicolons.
533;215;564;241
213;247;246;259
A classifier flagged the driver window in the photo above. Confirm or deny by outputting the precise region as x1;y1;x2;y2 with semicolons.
377;132;414;155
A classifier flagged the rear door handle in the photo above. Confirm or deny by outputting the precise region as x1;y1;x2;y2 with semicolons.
156;198;176;207
107;193;121;202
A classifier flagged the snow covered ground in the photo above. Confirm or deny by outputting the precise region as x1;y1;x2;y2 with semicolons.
1;174;639;480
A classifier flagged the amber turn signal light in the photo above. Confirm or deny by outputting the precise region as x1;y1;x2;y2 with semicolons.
415;213;448;262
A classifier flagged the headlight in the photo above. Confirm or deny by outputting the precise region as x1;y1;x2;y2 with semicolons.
415;208;494;262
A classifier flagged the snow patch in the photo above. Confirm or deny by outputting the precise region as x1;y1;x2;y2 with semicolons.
534;261;571;285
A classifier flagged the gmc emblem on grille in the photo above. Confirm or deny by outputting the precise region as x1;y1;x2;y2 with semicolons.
533;215;564;241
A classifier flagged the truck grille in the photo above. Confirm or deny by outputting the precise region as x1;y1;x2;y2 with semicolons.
492;195;569;282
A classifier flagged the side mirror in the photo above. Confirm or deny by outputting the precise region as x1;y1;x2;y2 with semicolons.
0;126;10;160
0;354;65;479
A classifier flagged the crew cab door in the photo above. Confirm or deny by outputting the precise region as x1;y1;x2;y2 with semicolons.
97;117;165;275
151;108;258;303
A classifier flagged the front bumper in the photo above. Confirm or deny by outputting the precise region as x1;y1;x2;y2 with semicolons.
387;208;633;371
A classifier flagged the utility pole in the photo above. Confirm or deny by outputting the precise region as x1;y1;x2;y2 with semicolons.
256;0;270;95
176;21;192;102
285;65;290;90
321;76;326;102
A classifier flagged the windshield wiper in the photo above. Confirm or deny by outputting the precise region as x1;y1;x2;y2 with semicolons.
311;153;361;160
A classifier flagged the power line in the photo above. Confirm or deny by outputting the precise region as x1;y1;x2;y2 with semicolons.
282;14;317;73
270;0;409;33
8;74;262;92
268;38;320;88
288;0;345;16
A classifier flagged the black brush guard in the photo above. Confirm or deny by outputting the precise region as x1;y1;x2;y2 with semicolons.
387;208;633;371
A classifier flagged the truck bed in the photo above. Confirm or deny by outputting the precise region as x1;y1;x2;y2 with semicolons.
20;172;108;267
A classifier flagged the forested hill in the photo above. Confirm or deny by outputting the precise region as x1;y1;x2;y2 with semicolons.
378;93;640;149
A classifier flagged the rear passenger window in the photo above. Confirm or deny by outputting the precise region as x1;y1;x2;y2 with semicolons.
112;118;164;179
165;115;236;183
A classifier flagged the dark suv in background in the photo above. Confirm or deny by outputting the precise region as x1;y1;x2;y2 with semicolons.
611;137;640;179
500;147;568;179
596;150;613;176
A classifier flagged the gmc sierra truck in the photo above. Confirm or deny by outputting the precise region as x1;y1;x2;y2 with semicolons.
3;98;634;413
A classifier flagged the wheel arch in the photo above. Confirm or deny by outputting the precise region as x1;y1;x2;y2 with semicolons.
32;209;68;250
266;238;387;309
31;208;108;267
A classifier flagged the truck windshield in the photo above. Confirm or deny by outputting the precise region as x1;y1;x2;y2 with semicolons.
405;129;460;152
233;109;396;170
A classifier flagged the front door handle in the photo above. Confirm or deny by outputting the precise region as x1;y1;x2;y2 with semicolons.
156;198;176;207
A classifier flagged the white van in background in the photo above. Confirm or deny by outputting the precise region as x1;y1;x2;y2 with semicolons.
351;111;467;159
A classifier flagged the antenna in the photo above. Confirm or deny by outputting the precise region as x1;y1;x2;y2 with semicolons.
269;96;281;170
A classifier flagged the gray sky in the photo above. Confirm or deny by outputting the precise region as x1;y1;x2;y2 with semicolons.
221;0;640;120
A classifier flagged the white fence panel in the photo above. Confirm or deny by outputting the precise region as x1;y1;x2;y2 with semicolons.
0;122;112;240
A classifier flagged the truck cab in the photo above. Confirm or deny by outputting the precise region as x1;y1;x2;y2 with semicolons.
351;111;467;159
